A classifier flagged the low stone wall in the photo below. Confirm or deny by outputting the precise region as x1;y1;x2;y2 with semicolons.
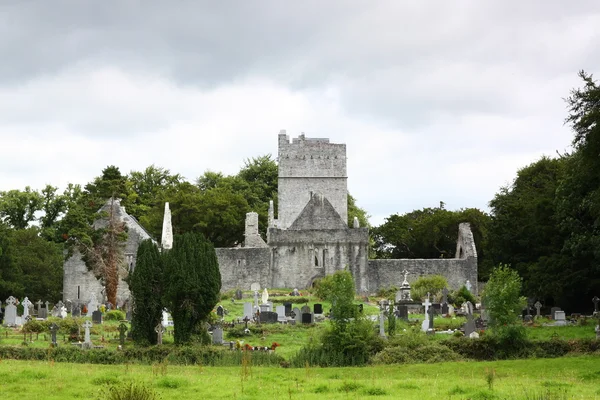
216;247;271;291
367;257;478;294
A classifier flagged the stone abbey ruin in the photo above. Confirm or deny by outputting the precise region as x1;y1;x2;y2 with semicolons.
63;132;478;304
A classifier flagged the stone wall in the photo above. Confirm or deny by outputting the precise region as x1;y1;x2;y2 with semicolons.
367;257;478;294
277;132;348;229
62;199;153;305
216;247;271;290
269;227;369;292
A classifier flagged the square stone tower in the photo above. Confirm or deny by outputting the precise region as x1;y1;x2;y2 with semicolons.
277;131;348;229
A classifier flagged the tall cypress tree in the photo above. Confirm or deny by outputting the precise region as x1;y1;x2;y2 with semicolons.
163;232;221;345
129;239;163;345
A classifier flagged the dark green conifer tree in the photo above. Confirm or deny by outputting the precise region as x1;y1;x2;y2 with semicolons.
163;233;221;345
129;239;163;345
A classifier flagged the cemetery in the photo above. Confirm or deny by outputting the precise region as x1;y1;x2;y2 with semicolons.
1;77;600;399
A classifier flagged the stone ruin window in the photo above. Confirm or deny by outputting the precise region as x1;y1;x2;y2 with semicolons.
313;249;323;268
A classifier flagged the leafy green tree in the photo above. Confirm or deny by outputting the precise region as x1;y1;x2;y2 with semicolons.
348;194;370;227
125;165;183;221
163;233;221;345
554;70;600;312
85;165;129;201
295;270;383;366
129;239;163;345
0;222;24;299
488;156;567;301
0;187;43;229
482;265;526;328
372;206;490;276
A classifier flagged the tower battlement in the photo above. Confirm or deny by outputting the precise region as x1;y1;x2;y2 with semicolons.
277;130;348;229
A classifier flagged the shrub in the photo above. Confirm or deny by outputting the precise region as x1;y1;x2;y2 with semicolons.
482;264;526;328
99;382;160;400
371;333;462;364
411;275;448;302
104;310;126;321
376;286;398;299
450;285;477;307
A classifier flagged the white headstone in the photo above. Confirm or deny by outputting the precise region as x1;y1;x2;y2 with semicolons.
161;202;173;250
83;320;92;345
87;293;98;317
212;327;224;344
22;297;32;320
554;311;567;326
162;309;169;327
465;280;472;292
421;294;431;332
243;302;253;320
4;296;17;326
292;307;301;323
261;288;269;304
250;282;260;291
60;306;67;319
276;305;287;322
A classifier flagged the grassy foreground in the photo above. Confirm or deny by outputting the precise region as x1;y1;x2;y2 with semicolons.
1;356;599;399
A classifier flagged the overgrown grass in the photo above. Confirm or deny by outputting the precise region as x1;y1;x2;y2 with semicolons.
0;356;599;399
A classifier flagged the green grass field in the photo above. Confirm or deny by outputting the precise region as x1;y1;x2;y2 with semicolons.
1;356;599;399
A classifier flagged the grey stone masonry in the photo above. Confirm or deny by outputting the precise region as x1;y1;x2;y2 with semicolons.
244;212;268;248
62;198;154;304
276;132;348;229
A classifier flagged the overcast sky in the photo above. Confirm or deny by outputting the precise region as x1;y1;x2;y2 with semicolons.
1;1;599;226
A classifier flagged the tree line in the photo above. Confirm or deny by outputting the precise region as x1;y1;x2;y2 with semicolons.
1;71;599;312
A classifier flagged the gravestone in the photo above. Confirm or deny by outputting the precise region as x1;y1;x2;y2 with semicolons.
463;301;476;337
427;306;435;331
4;296;17;326
550;307;562;319
38;301;48;319
396;305;408;320
155;324;166;345
260;304;270;313
432;303;441;313
465;280;472;292
92;310;103;324
554;311;567;326
253;291;259;309
276;306;287;322
216;305;224;318
301;305;310;314
243;303;253;320
262;288;269;304
421;294;431;332
162;309;169;327
292;307;301;324
592;296;599;314
534;301;542;318
55;301;65;318
284;302;292;317
49;322;59;346
442;287;449;305
250;282;260;291
212;327;224;344
118;323;128;346
314;303;323;314
259;311;278;323
22;297;32;320
379;311;386;338
87;294;98;317
441;303;449;315
235;289;243;300
83;320;92;348
72;305;81;318
464;314;476;337
301;313;313;324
